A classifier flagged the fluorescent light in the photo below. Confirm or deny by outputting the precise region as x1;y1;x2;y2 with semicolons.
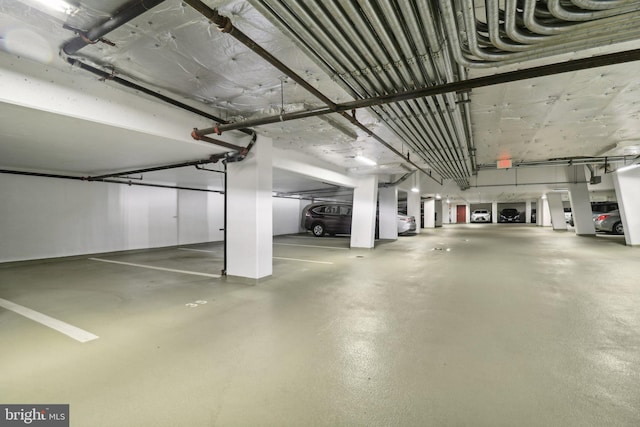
355;155;377;166
616;163;640;173
31;0;78;15
435;194;441;200
411;187;419;193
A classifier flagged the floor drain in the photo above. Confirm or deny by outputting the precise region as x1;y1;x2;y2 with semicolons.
356;255;364;258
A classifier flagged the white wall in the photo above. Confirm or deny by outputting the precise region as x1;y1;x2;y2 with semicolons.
0;174;224;263
273;197;306;236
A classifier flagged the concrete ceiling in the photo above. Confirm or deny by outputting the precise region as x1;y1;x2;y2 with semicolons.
1;0;639;202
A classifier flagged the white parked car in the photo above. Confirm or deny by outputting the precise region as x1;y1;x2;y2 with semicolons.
397;214;417;234
471;209;491;223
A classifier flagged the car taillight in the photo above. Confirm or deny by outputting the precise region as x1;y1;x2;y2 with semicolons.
596;214;610;221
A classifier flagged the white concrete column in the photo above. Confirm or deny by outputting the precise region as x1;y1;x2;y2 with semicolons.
378;186;398;240
536;198;542;226
435;200;443;227
227;135;273;279
541;197;552;227
351;175;379;248
465;204;471;223
613;164;640;246
492;201;498;223
567;166;596;236
407;177;421;233
424;199;435;228
525;201;532;224
546;192;568;231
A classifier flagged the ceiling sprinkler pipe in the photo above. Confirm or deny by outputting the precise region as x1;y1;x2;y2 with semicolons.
66;58;253;136
62;0;168;55
183;0;338;111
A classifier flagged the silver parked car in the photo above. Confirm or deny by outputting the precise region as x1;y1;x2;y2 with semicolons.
594;210;624;235
397;214;417;234
471;209;491;223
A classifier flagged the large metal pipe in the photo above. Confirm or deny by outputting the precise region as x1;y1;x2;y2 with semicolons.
183;0;337;111
185;1;447;184
210;48;640;133
62;0;167;55
66;58;254;136
339;112;443;185
0;169;224;193
88;155;226;181
251;0;465;184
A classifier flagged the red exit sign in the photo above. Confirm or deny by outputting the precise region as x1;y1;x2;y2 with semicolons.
497;159;512;169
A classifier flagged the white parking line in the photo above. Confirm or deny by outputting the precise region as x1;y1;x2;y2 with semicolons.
0;298;99;343
273;257;334;265
89;258;221;278
274;243;349;250
178;248;217;254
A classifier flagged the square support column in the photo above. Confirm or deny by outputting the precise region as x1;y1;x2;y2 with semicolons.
525;201;532;224
546;192;567;231
539;197;552;227
351;175;378;248
613;164;640;246
227;136;273;280
407;177;421;233
492;201;498;223
378;186;398;240
435;200;443;227
424;199;435;228
567;166;595;236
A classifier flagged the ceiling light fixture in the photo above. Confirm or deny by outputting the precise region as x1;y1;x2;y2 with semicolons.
28;0;78;15
616;163;640;173
411;187;419;193
355;155;377;166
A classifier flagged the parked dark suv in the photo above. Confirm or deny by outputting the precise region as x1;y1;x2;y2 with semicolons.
302;202;416;237
499;208;520;223
302;203;353;237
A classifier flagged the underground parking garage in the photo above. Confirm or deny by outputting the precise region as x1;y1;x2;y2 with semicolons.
2;1;640;426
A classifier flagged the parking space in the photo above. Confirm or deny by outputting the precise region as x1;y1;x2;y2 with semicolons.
1;226;640;426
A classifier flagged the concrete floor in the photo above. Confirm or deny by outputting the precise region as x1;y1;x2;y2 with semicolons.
1;225;639;426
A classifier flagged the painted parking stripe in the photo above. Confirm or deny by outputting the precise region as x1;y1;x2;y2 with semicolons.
274;243;349;250
178;248;219;254
273;257;334;265
89;258;221;278
0;298;99;343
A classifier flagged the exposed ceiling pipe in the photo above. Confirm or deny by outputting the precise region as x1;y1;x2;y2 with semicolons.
62;0;168;55
182;0;338;111
347;1;468;181
572;0;632;9
475;155;636;170
547;0;640;21
208;48;640;131
340;112;443;185
440;0;640;67
87;155;228;181
247;1;457;183
379;171;416;188
299;0;470;183
0;169;224;194
66;58;253;136
184;0;443;185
